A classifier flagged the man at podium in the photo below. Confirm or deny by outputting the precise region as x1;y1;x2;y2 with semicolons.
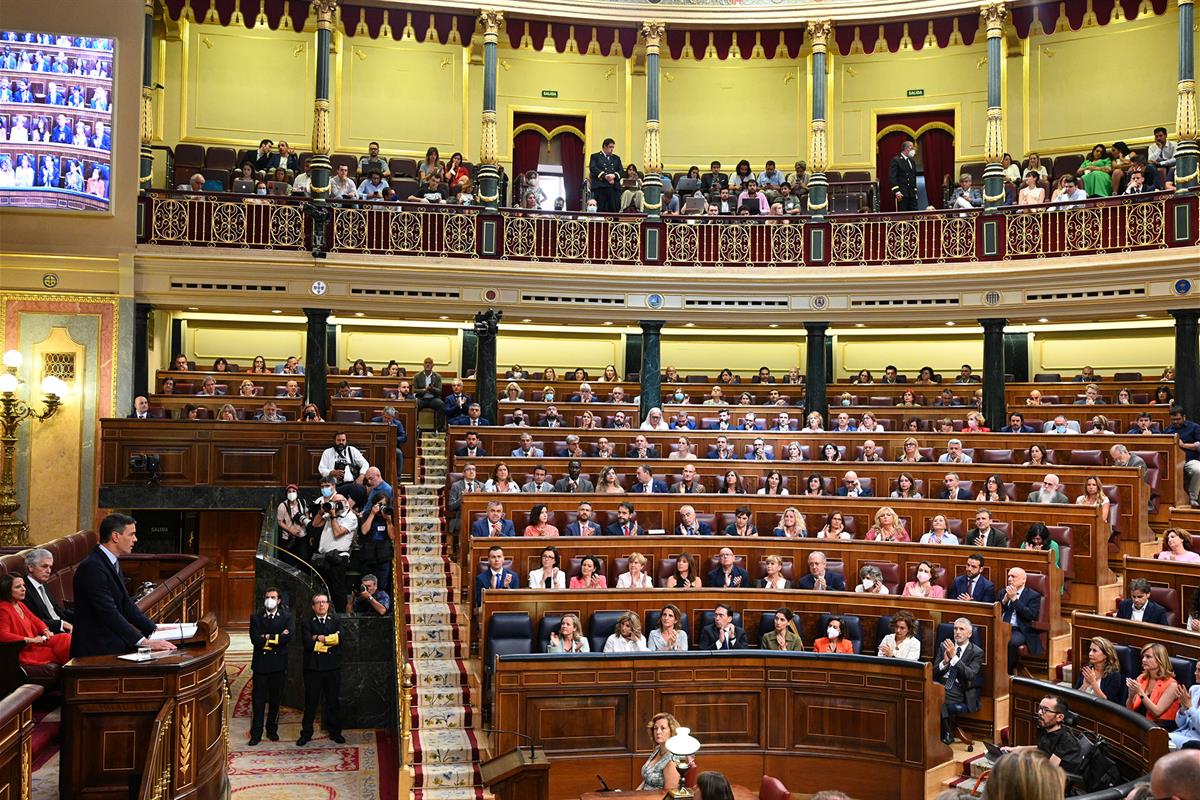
69;513;178;658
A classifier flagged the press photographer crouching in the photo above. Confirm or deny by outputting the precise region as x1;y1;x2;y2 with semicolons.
312;487;357;611
318;431;370;494
277;483;313;562
352;573;391;616
356;487;395;595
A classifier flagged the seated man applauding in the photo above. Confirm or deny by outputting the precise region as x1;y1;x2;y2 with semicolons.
698;603;746;650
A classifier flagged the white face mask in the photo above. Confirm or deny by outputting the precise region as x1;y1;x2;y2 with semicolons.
841;399;851;406
861;578;875;590
917;571;931;582
264;597;278;610
826;626;839;639
286;491;297;502
321;486;333;498
256;188;267;195
674;391;685;401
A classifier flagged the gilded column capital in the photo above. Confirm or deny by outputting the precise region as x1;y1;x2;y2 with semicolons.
806;20;832;53
145;0;155;12
480;9;504;42
980;1;1008;37
640;21;666;53
312;0;338;30
1179;0;1194;6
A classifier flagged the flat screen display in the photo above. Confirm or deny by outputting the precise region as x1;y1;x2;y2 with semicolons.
0;30;114;212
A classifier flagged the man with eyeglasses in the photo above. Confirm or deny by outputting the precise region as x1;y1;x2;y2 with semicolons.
1027;474;1069;504
1001;695;1083;773
934;617;983;745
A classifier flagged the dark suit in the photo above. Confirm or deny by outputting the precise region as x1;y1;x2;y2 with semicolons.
447;479;482;533
1116;598;1170;626
698;623;747;650
964;527;1009;548
300;614;343;739
888;152;918;211
588;150;623;212
630;480;668;494
23;576;72;634
705;565;750;589
69;546;156;657
949;573;996;603
564;520;601;537
249;608;293;739
414;370;446;430
626;446;659;459
935;639;983;736
605;521;646;537
836;485;873;497
676;521;714;536
264;152;300;174
700;173;729;193
444;393;472;423
1001;586;1044;672
454;445;487;457
475;568;520;606
470;517;515;538
553;475;595;492
1000;424;1037;433
797;571;847;591
940;487;973;501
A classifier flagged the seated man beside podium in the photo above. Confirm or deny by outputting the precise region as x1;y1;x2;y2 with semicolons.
70;513;178;658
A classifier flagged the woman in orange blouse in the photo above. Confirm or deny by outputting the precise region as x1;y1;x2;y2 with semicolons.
812;616;854;654
0;574;71;666
1125;642;1180;729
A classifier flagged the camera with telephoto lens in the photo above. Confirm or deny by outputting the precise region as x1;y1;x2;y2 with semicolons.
304;410;317;421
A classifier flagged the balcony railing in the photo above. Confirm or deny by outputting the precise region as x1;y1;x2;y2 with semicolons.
137;189;1198;267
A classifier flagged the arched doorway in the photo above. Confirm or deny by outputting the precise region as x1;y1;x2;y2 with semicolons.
875;111;955;211
512;112;586;210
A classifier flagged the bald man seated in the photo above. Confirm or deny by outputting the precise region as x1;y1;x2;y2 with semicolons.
1151;749;1200;800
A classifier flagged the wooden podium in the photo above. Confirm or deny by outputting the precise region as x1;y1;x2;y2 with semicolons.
60;613;230;800
480;746;550;800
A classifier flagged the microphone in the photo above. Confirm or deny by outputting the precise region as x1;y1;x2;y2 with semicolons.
596;774;613;792
481;728;537;760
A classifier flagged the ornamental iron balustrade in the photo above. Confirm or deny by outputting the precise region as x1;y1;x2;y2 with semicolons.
137;190;1194;265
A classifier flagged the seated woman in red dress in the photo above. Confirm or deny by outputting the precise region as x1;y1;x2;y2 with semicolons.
0;573;72;666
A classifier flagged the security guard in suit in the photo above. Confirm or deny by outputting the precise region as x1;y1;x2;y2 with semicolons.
248;587;292;745
889;140;919;211
298;592;345;746
588;137;624;212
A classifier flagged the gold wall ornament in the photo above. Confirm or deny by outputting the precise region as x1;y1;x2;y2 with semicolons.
1006;211;1042;255
719;223;750;263
333;207;367;250
771;223;804;264
809;119;828;173
1177;79;1198;141
178;703;193;781
312;0;338;30
807;20;832;52
940;216;976;259
556;219;589;260
984;105;1004;165
504;215;536;258
1065;207;1103;251
444;214;477;255
389;211;423;252
608;221;640;262
140;86;154;146
832;221;865;263
312;98;330;156
980;1;1009;37
211;202;247;244
886;220;920;261
270;204;305;248
152;198;189;241
643;119;662;174
640;21;666;53
480;109;498;165
667;222;698;263
1125;201;1164;246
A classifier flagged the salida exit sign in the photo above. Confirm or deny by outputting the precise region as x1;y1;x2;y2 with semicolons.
541;90;558;98
906;88;925;97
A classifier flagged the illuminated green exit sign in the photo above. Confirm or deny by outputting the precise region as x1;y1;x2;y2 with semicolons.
906;89;925;97
541;90;558;98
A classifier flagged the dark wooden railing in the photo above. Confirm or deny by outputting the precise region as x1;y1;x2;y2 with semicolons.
136;189;1198;267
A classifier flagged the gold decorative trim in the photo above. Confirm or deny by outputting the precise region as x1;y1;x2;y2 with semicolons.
807;19;833;53
876;121;956;141
511;122;585;142
178;703;193;781
980;1;1009;37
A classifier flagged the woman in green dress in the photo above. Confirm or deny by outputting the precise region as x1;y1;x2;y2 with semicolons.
1078;144;1113;197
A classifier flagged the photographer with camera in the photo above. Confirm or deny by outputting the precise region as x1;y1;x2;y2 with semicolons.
312;489;357;612
357;484;395;595
318;432;370;492
276;483;312;561
352;574;390;616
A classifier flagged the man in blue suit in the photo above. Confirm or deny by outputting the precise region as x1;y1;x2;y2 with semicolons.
469;500;515;538
273;355;304;374
511;432;544;458
797;551;847;591
705;547;749;588
949;554;997;603
604;502;646;537
70;514;177;658
676;504;713;536
835;470;873;497
1000;567;1043;673
1115;579;1171;625
939;473;973;501
630;464;667;494
563;501;601;537
443;378;471;424
1000;412;1036;434
475;545;519;606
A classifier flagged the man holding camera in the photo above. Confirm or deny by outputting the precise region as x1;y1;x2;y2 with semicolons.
318;432;370;493
276;483;312;561
312;490;357;612
248;586;291;746
352;574;390;616
357;486;395;595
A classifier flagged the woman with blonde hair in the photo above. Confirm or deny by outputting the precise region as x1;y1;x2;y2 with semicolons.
757;555;792;590
503;381;524;402
1075;475;1110;520
638;712;687;790
1074;636;1127;704
1125;642;1180;728
238;379;257;397
616;552;654;588
772;507;807;538
216;403;239;421
546;613;588;653
603;611;647;653
982;749;1064;800
866;506;910;542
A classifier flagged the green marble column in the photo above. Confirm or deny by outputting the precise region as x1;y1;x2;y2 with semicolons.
474;310;501;425
477;11;504;210
640;22;665;218
804;322;829;421
308;0;337;201
1171;309;1199;420
639;321;664;422
805;21;832;217
304;308;330;417
980;318;1008;429
981;3;1008;209
1175;0;1198;189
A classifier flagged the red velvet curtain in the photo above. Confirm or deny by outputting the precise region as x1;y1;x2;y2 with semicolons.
558;135;584;211
511;130;545;191
875;111;956;211
918;127;955;208
876;130;909;212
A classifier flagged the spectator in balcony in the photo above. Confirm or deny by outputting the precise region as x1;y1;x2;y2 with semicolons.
773;182;803;215
253;138;274;172
1000;153;1021;202
232;161;255;183
357;142;389;178
948;172;983;209
889;141;918;211
292;158;312;195
588;138;623;212
1123;168;1155;196
409;173;446;204
1050;174;1087;209
737;179;770;215
676;166;702;195
1025;152;1049;186
728;159;753;191
456;177;475;205
1148;126;1176;183
186;172;206;193
758;160;786;202
619;163;645;212
266;140;299;175
661;188;680;215
357;169;387;200
417;146;443;180
701;160;728;193
330;163;357;199
266;167;291;195
1018;171;1045;206
1078;144;1113;197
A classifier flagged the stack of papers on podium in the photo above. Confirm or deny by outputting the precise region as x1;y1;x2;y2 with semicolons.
149;623;198;641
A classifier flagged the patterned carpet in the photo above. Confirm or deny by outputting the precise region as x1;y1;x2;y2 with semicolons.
404;433;484;800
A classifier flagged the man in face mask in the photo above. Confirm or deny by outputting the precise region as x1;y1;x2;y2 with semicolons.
277;483;312;561
248;587;292;746
313;492;357;611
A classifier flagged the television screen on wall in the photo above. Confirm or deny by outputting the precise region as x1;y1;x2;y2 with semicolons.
0;30;114;212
